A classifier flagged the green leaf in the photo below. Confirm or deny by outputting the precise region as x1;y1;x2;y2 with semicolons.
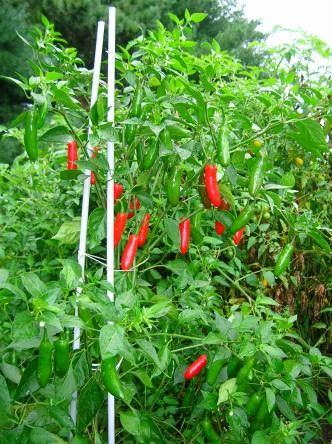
0;362;21;385
261;344;287;359
21;273;46;297
308;229;331;252
97;123;119;142
15;358;39;400
120;410;140;436
88;208;106;249
265;387;276;412
276;395;296;421
40;125;72;144
60;259;81;290
218;378;237;404
252;431;267;444
77;376;103;433
99;324;135;364
262;271;275;286
0;375;11;415
0;269;9;283
45;71;63;81
53;219;81;244
51;87;81;111
288;118;328;157
132;370;153;388
164;218;180;246
30;428;67;444
190;12;208;23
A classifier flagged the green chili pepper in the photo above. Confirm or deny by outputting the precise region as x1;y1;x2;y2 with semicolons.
141;139;159;170
130;84;142;117
198;171;212;209
166;166;182;205
36;101;48;129
217;126;230;166
37;327;53;387
182;381;196;408
125;124;136;145
207;359;225;386
191;212;203;244
236;357;255;385
24;111;38;161
159;128;172;151
135;141;144;164
54;334;70;378
255;397;269;424
202;417;220;443
274;243;294;277
229;205;255;235
101;357;124;399
246;392;263;417
227;355;242;378
248;151;267;196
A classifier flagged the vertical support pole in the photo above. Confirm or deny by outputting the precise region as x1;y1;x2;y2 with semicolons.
70;20;105;425
106;6;116;444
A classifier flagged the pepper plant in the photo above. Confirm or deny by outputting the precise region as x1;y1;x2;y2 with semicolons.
0;12;331;444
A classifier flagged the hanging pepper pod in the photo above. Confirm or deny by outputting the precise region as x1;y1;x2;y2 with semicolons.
138;214;151;247
198;171;212;209
217;126;230;167
219;198;230;211
24;111;38;161
141;139;159;171
184;354;207;380
215;221;225;236
37;323;53;388
233;227;245;246
204;164;221;207
54;333;70;378
229;205;255;235
90;147;98;185
101;357;125;399
67;141;78;170
36;101;48;129
179;218;190;255
191;212;203;244
121;234;139;270
274;243;294;277
130;83;142;118
114;183;123;201
166;166;182;206
127;197;140;219
114;213;127;247
248;151;267;196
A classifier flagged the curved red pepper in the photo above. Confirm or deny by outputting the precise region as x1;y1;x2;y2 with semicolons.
233;227;245;246
128;197;140;219
114;183;123;201
121;234;139;270
179;218;190;255
184;354;207;380
215;221;225;236
138;214;151;247
67;141;78;170
114;213;127;247
204;164;221;207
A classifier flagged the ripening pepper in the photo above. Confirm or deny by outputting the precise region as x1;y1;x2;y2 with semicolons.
204;164;221;207
67;141;78;170
138;214;151;247
127;197;140;219
233;227;245;245
179;218;190;254
184;354;207;380
215;221;225;236
121;234;139;270
114;213;127;247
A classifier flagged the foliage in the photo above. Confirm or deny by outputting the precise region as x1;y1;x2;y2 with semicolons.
0;13;331;444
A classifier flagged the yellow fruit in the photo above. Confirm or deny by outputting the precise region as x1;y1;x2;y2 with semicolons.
261;279;269;288
253;139;263;148
294;157;304;166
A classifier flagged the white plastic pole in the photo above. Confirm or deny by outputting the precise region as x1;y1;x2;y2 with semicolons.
70;20;105;425
106;7;116;444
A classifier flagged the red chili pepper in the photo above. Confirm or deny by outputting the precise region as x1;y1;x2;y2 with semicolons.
121;234;139;270
67;141;78;170
204;164;221;207
179;218;190;255
215;221;225;236
219;198;230;211
138;214;151;247
233;227;245;246
184;354;207;380
114;183;123;201
114;213;127;247
128;197;140;219
90;147;98;185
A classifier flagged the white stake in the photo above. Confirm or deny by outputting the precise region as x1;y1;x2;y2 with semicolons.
106;6;116;444
70;20;105;425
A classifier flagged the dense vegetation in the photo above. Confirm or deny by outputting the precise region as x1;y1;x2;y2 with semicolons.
0;12;331;444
